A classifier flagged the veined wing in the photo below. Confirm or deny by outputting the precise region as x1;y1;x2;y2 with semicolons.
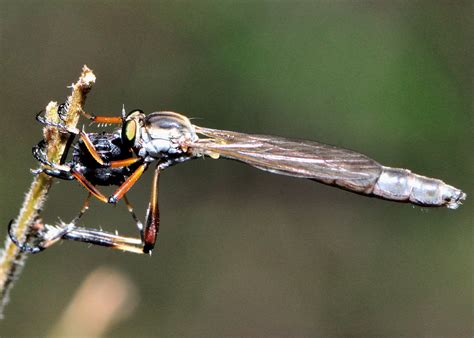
191;126;383;193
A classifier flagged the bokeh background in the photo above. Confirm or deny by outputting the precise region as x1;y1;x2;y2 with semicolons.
1;1;472;337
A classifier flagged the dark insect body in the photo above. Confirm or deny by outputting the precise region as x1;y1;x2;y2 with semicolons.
34;131;138;186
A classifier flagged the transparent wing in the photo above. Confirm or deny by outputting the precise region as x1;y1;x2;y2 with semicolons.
190;126;383;192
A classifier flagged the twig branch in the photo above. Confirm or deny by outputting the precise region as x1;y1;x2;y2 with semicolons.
0;65;96;319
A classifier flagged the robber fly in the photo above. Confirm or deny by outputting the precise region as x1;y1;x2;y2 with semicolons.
9;107;466;254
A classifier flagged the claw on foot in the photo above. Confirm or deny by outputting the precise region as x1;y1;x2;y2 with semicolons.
8;219;76;254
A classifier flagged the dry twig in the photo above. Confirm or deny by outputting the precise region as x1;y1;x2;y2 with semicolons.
0;65;96;318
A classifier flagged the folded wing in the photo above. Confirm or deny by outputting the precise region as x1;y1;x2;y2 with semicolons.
191;126;382;193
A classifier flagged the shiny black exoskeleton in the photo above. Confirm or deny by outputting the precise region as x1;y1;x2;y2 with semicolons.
72;131;140;186
33;131;140;187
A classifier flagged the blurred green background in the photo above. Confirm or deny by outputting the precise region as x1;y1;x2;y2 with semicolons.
1;1;472;337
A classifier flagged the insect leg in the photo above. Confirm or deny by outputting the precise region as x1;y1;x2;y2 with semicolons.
8;219;146;254
70;170;109;203
60;133;76;165
74;131;141;168
41;168;75;180
108;162;148;204
37;108;123;125
80;105;128;124
32;140;75;179
88;115;123;124
71;192;92;223
32;140;69;170
80;110;123;124
8;219;75;254
60;227;145;254
108;157;142;168
33;133;75;167
122;194;144;232
36;111;80;134
142;165;160;254
73;131;140;168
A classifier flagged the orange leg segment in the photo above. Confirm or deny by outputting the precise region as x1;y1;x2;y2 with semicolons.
78;132;140;168
71;171;108;203
81;110;123;124
108;163;148;204
79;131;106;165
91;116;123;124
109;157;141;168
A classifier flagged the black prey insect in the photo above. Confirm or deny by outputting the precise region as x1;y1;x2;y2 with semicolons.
9;107;466;254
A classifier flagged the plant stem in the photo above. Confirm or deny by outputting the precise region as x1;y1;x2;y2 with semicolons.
0;65;96;319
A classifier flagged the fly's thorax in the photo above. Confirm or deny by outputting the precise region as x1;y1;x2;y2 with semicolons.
134;111;198;159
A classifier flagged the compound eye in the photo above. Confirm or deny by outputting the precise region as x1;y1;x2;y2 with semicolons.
122;120;137;146
126;109;144;118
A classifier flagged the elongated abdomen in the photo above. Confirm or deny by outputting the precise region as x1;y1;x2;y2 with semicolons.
372;167;466;209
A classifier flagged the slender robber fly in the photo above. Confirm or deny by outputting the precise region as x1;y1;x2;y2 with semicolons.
9;107;466;254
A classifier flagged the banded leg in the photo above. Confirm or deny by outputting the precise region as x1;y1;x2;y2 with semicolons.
143;165;161;254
